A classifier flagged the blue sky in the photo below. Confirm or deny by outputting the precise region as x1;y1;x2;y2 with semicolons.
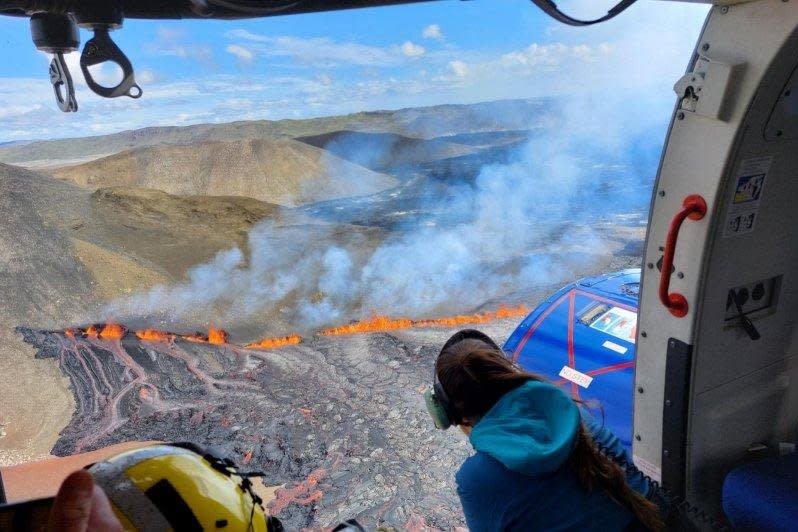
0;0;709;142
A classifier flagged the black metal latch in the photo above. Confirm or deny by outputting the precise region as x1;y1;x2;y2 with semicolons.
729;288;761;341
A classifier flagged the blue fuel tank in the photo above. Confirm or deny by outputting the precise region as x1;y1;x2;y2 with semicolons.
503;269;641;450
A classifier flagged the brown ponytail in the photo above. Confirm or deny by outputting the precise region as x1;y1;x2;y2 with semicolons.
437;334;664;531
570;422;663;530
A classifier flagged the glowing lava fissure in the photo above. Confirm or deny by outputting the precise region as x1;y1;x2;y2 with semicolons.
244;334;302;350
59;303;528;351
317;304;530;336
207;326;229;345
135;329;175;342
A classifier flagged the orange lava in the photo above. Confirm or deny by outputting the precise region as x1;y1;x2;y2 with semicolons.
98;323;126;341
182;333;208;344
244;334;302;350
135;329;174;343
207;327;229;345
319;316;414;336
319;304;529;336
268;468;327;515
494;304;529;319
414;304;529;327
65;304;528;351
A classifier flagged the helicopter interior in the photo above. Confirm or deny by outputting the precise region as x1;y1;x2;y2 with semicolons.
635;0;798;524
0;0;797;529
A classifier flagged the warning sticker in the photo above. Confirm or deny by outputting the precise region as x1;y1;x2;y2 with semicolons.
559;366;593;389
633;454;662;484
724;156;772;238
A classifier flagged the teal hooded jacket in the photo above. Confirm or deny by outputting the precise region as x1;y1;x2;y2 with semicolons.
456;380;650;531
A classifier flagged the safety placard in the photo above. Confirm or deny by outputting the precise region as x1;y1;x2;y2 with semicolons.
724;156;772;238
589;306;637;344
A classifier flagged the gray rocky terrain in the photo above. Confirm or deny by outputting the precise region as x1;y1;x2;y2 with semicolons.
14;317;570;529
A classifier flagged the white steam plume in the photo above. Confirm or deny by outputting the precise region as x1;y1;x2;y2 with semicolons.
104;92;669;334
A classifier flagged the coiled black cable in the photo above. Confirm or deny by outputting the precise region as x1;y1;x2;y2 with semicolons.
593;440;729;531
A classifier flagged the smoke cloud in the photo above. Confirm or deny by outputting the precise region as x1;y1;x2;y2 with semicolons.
104;91;671;335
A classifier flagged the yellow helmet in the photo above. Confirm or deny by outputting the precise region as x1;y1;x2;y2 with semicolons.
88;443;282;532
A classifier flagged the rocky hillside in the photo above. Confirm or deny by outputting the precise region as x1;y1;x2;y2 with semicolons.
0;163;291;464
0;98;558;166
296;130;476;171
51;138;397;206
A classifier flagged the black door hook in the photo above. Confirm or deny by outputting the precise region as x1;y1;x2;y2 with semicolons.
80;26;142;99
49;52;78;112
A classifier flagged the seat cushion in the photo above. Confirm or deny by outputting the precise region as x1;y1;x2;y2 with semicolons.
723;452;798;531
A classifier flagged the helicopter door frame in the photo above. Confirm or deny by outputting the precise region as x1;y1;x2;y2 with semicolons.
634;0;798;517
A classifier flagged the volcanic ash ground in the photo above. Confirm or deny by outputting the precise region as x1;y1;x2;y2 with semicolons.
16;321;522;530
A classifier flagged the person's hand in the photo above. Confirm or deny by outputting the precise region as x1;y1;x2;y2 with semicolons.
46;469;123;531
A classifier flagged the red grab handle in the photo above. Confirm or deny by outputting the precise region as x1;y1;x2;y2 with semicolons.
659;194;707;317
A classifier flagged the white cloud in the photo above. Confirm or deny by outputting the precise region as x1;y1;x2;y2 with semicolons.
449;60;469;78
156;27;186;41
226;29;431;67
226;29;397;67
499;42;610;69
221;98;254;110
155;43;214;62
145;26;213;63
0;103;44;120
137;69;157;84
400;41;426;58
226;44;255;63
0;3;709;142
422;24;444;41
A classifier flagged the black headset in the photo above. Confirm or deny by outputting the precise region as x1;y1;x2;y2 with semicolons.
424;329;502;430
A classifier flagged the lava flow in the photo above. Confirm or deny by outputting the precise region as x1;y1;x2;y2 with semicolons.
77;322;127;340
59;303;529;350
135;329;175;342
318;304;529;336
20;306;500;529
98;323;126;340
245;334;303;350
208;326;229;345
318;316;414;336
183;332;209;343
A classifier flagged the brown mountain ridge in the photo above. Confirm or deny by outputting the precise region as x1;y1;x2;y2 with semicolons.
51;137;397;207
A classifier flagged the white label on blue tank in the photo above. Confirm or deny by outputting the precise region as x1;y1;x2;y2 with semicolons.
602;340;628;355
559;366;593;388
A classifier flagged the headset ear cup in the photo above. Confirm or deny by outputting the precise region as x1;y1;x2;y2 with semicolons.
424;388;452;430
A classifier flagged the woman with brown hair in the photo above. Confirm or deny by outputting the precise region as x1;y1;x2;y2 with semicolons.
424;329;664;531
